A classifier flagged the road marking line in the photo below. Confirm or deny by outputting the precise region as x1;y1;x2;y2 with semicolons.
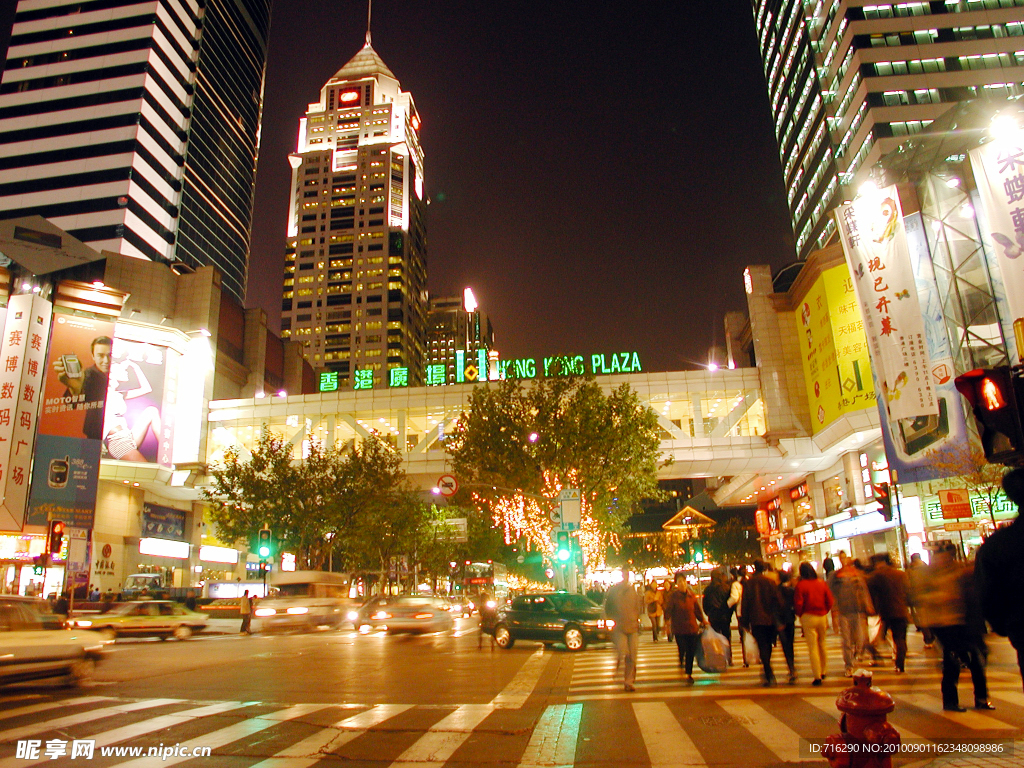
801;696;928;744
517;703;582;768
108;703;324;768
989;691;1024;709
389;704;494;767
899;693;1016;730
633;701;704;767
0;702;252;768
0;696;112;723
717;699;817;763
490;647;548;709
0;698;180;743
247;704;414;768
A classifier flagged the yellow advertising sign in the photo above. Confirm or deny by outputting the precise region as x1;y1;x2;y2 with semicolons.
795;264;876;434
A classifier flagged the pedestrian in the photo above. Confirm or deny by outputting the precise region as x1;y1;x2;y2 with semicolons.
184;589;198;612
826;550;847;634
866;553;911;673
830;555;873;676
239;590;253;634
975;467;1024;692
918;541;994;712
644;581;662;642
741;560;784;686
794;561;834;686
54;591;70;618
88;584;100;603
664;572;708;684
661;578;675;641
100;589;114;613
728;567;747;667
777;570;798;684
907;552;935;648
605;567;643;692
702;567;734;664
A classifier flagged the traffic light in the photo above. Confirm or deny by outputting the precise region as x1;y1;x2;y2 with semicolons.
555;531;570;562
954;367;1024;465
692;542;704;564
873;482;892;522
47;520;66;558
257;528;272;559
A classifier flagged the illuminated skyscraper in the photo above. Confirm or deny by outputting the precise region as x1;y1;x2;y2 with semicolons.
750;0;1024;259
427;289;495;384
0;0;272;303
281;34;426;388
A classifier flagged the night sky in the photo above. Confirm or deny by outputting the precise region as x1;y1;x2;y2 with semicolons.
0;2;798;373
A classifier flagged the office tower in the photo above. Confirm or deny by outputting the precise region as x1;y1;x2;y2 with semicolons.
750;0;1024;259
427;289;495;384
0;0;272;303
281;35;427;388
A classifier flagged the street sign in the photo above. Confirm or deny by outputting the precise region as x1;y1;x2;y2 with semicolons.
559;488;581;531
432;517;469;543
436;474;459;497
517;555;525;564
549;507;562;525
944;520;977;532
938;489;973;519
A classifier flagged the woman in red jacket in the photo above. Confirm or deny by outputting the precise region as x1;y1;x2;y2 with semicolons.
794;561;834;686
664;572;708;684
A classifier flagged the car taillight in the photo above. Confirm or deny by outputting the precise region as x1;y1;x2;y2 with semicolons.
254;608;276;617
414;613;433;619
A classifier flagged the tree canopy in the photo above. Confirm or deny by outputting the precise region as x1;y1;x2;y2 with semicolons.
449;376;667;564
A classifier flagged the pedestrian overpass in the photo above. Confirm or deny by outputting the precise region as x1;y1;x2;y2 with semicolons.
206;367;880;502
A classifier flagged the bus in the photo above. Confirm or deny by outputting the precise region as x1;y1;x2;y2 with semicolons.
463;561;508;605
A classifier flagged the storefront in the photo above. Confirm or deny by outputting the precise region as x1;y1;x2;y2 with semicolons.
0;532;62;597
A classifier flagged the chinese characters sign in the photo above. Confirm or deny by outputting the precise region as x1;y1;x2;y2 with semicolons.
970;138;1024;329
836;187;937;421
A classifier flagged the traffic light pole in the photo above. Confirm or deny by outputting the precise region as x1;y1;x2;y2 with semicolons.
891;471;909;568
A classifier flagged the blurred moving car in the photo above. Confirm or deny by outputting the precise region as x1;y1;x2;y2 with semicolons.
255;571;357;632
0;596;109;686
447;596;475;618
354;595;454;634
71;600;207;640
492;592;610;651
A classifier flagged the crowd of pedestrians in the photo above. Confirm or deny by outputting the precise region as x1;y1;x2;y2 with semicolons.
602;463;1024;711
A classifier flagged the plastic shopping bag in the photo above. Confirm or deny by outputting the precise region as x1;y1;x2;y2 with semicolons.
697;627;729;673
742;629;760;666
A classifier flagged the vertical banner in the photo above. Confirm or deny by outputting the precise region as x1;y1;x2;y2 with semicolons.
27;312;115;528
835;186;938;421
0;295;52;529
970;138;1024;326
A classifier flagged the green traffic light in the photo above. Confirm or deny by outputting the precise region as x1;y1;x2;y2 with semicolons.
258;545;271;558
557;548;570;562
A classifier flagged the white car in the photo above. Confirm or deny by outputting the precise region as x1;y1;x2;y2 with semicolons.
0;597;110;686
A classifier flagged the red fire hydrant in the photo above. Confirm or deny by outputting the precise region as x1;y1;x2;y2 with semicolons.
822;670;901;768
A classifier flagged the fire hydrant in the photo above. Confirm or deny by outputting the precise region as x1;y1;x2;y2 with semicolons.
822;669;901;768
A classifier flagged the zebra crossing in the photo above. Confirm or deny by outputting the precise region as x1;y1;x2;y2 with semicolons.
0;687;1019;767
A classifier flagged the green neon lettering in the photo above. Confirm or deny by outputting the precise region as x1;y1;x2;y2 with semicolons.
631;351;641;371
591;354;602;374
525;358;536;378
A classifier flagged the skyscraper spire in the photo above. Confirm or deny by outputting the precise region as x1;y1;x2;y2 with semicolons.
366;0;372;46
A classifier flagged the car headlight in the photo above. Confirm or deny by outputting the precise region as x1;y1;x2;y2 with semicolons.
413;613;434;619
485;600;496;609
346;611;359;621
73;620;93;628
286;606;309;615
602;619;615;629
254;608;276;617
372;611;391;620
467;602;475;610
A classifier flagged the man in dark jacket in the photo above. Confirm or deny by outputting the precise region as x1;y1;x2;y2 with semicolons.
866;553;911;672
741;560;784;686
976;467;1024;691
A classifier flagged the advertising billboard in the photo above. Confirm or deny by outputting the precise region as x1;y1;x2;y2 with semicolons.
795;263;876;433
27;311;114;529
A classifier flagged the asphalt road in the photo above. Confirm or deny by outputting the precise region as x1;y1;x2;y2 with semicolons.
1;618;1022;767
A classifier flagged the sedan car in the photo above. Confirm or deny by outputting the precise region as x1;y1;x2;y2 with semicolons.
0;597;109;686
354;595;454;634
71;600;207;640
492;592;610;651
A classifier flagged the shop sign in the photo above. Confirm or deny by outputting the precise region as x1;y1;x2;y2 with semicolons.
789;483;808;501
783;535;801;551
0;533;45;562
142;503;186;540
937;489;973;519
944;521;977;532
766;497;782;511
764;540;781;555
198;545;238;564
139;537;189;559
801;528;830;547
831;511;893;539
755;509;771;535
281;552;296;572
924;495;1015;523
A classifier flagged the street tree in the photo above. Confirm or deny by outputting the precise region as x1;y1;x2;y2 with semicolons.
449;375;666;563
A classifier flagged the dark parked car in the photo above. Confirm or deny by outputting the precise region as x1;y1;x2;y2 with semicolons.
492;592;610;651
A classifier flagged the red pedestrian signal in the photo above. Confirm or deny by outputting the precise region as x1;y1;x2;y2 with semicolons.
873;482;892;522
954;367;1024;465
47;520;66;557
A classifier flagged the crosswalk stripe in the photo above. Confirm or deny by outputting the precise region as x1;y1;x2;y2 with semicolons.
989;690;1024;709
898;693;1016;730
389;704;494;767
517;703;582;768
0;698;180;743
633;701;704;767
248;704;414;768
490;646;548;708
0;701;253;768
109;704;324;768
801;695;929;744
717;699;817;763
0;696;112;723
